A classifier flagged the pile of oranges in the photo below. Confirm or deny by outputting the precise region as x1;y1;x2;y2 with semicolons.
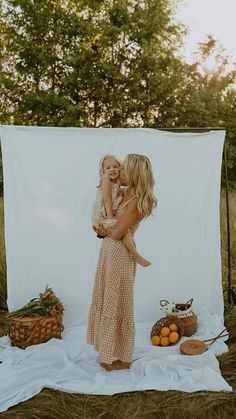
151;323;180;346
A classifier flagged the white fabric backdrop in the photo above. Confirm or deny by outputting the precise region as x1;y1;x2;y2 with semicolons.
0;126;225;326
0;126;231;412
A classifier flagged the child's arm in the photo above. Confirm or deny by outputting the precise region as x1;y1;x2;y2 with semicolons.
100;178;114;218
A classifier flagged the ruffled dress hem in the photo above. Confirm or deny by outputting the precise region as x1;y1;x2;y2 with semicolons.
87;304;135;364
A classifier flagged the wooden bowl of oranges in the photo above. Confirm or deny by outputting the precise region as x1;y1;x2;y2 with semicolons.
150;316;184;347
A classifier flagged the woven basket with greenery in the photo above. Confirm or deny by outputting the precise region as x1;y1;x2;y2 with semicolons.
6;286;64;349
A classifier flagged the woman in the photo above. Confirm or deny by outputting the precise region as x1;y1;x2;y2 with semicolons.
87;154;157;371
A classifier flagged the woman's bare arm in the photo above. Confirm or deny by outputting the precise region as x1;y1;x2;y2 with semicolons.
105;198;140;240
100;178;114;218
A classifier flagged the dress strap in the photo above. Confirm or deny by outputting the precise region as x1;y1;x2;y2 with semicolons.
122;195;137;208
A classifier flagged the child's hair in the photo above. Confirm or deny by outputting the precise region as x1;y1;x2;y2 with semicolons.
98;154;122;180
123;154;158;218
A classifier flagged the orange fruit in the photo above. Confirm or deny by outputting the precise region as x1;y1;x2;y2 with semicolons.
160;327;170;337
169;323;178;332
169;331;179;344
161;336;170;346
151;335;161;346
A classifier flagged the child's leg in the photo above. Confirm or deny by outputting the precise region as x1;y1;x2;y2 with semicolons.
122;229;151;267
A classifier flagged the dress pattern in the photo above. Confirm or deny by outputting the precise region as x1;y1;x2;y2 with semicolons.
87;198;139;364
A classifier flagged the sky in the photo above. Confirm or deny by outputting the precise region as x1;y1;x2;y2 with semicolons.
175;0;236;66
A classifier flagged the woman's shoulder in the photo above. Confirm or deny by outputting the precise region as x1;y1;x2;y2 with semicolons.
122;193;138;208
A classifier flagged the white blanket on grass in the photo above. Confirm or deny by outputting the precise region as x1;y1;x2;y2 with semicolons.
0;308;232;413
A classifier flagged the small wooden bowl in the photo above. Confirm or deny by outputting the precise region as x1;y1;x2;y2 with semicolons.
180;339;208;355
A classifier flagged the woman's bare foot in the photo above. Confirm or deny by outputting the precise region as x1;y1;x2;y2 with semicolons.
133;254;151;267
100;362;117;371
111;360;131;370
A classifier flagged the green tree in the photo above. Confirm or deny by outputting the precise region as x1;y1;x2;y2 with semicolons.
0;2;236;185
1;0;81;125
1;0;186;126
173;36;236;184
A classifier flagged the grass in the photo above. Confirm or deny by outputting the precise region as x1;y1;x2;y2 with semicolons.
220;189;236;304
0;190;236;419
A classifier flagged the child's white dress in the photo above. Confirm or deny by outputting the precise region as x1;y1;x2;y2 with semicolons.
91;178;123;229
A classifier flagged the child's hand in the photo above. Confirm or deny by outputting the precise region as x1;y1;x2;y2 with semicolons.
97;224;106;237
92;225;105;239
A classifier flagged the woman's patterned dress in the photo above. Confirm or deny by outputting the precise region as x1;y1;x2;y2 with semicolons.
87;197;139;364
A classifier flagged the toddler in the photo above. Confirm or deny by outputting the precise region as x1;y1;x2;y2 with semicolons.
91;154;150;267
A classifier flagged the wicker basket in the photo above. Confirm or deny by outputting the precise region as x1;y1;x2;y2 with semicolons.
8;316;64;349
160;299;198;337
150;315;185;344
179;313;198;337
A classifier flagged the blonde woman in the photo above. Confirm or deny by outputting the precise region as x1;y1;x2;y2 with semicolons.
91;154;150;266
87;154;157;371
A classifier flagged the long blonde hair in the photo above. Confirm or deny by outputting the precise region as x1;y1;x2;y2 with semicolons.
123;154;158;218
